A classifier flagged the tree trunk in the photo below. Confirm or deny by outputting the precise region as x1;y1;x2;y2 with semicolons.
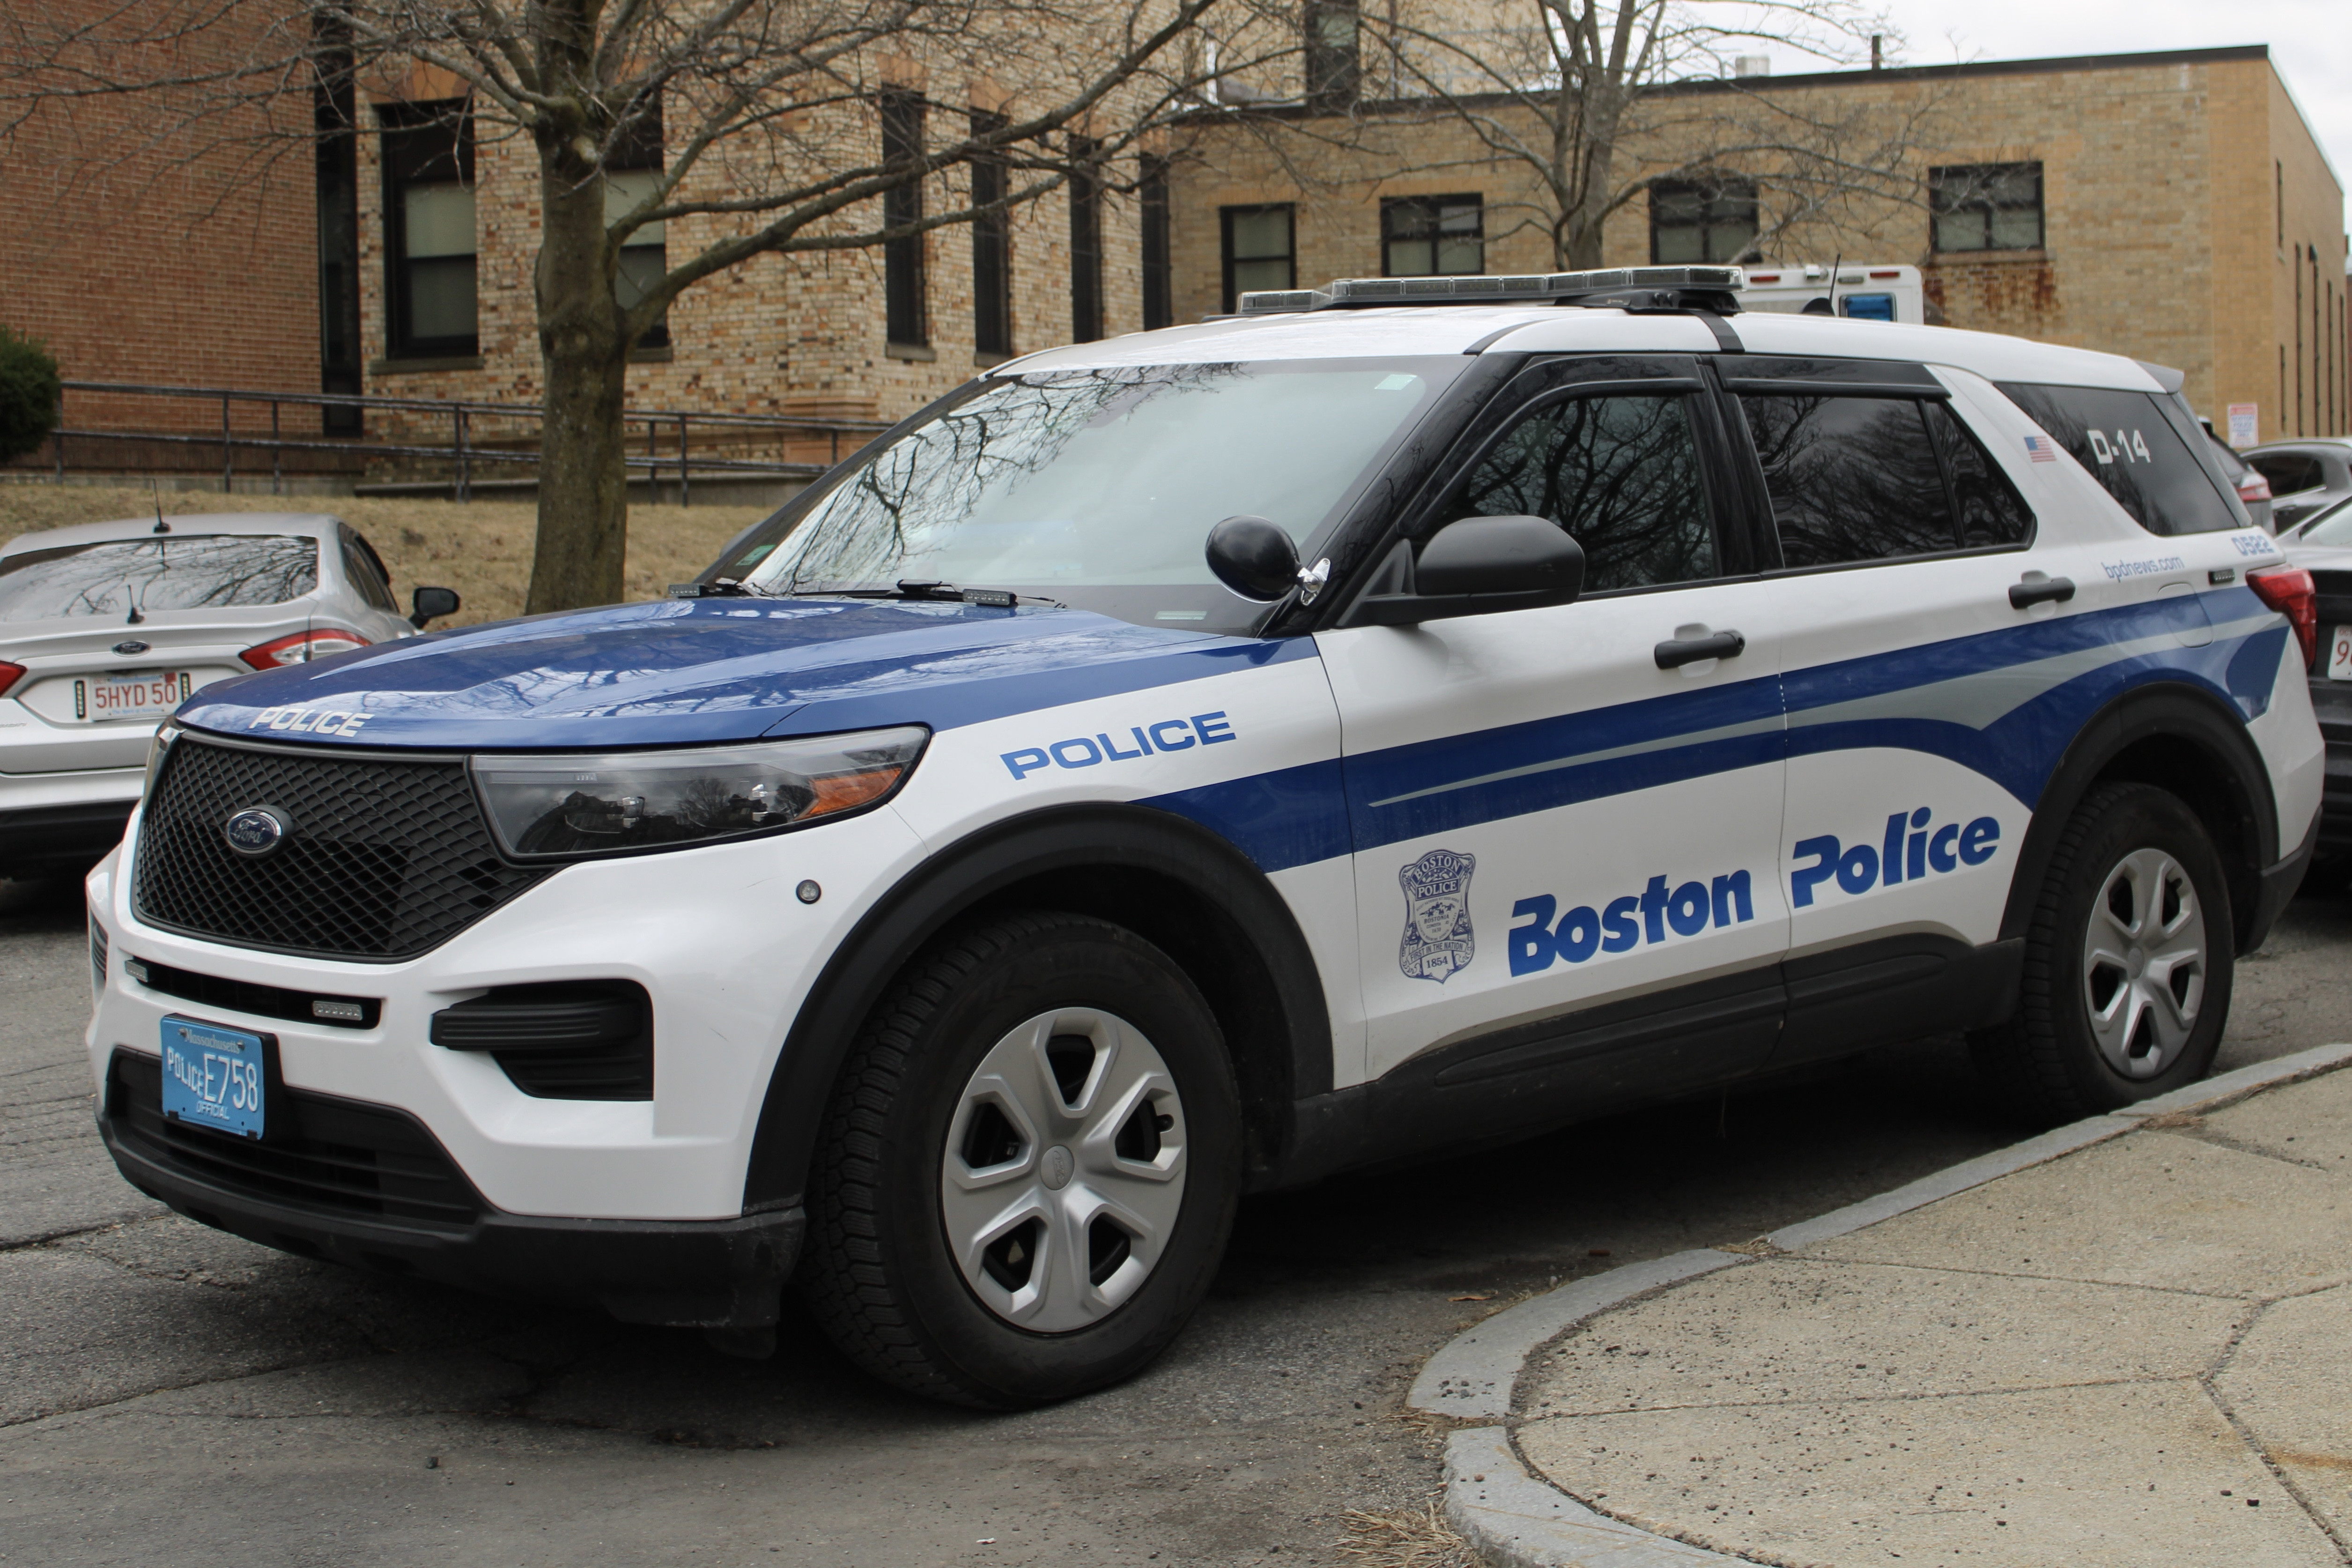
526;139;630;614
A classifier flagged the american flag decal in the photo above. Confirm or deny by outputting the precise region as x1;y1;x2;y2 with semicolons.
2024;435;2057;463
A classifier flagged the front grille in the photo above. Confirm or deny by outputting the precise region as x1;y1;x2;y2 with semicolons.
132;736;552;961
108;1050;483;1229
126;954;381;1030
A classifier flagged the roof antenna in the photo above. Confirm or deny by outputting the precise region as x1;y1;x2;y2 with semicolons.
1827;251;1843;318
150;480;171;534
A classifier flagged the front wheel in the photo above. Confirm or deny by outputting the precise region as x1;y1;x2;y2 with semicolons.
1971;782;2234;1120
798;911;1241;1407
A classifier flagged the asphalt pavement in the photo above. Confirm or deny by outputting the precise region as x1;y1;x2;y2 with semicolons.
5;870;2350;1567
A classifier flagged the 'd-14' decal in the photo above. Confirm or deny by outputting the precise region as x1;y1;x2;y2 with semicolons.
1791;806;2000;909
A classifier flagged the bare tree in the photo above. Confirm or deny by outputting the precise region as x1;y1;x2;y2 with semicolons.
1329;0;1943;271
1;0;1267;610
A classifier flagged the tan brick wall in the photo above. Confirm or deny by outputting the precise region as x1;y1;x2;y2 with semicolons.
358;92;1152;433
1166;50;2349;434
0;0;320;440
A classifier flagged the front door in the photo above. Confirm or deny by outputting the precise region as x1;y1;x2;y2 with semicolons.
1315;356;1793;1121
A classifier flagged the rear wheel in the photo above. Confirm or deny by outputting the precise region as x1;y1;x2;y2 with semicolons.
798;910;1241;1407
1971;783;2234;1119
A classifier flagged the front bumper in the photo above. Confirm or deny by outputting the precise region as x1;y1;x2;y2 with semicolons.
0;766;141;877
98;1065;803;1327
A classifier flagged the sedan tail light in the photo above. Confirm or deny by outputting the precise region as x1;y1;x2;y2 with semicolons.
2248;565;2318;667
0;661;22;699
239;629;370;670
2237;471;2273;503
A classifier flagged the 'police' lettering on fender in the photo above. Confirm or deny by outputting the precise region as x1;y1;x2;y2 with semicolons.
1001;711;1236;780
1790;806;1999;908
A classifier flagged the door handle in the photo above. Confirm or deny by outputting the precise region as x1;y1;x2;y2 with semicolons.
1654;629;1746;670
2008;576;2076;610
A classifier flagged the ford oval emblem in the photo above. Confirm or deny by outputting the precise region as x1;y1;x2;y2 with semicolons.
113;639;150;655
222;805;292;857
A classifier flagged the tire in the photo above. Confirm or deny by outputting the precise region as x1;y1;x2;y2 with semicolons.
797;910;1242;1407
1970;782;2235;1120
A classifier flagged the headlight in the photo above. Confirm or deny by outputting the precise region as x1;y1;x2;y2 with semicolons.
471;726;930;861
141;718;182;805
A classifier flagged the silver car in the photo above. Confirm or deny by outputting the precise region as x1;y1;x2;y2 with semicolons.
0;512;458;879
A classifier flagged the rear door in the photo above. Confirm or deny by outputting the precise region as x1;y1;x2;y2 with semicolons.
1316;355;1793;1124
1717;358;2059;1062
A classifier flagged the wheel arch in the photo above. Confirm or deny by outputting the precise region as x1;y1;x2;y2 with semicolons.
2001;681;2279;956
740;804;1332;1213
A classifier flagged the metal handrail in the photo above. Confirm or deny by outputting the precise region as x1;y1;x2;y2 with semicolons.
45;378;892;504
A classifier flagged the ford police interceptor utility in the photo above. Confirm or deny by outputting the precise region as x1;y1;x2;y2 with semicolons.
86;266;2323;1408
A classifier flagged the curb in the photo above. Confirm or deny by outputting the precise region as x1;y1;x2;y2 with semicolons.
1414;1041;2352;1568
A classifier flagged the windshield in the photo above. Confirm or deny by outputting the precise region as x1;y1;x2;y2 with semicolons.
0;535;319;622
714;358;1463;632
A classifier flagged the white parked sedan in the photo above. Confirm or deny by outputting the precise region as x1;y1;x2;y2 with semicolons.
0;512;457;879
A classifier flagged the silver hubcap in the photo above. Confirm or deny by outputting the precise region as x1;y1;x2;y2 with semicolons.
2082;847;2207;1080
941;1008;1187;1332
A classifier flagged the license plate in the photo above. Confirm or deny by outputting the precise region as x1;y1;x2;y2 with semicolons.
160;1016;268;1139
76;672;194;720
2331;627;2352;681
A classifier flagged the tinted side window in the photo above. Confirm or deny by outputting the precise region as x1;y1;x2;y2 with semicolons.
1741;395;1953;568
2251;452;2326;496
1925;402;2034;548
340;536;397;614
1454;394;1716;592
1995;383;2239;535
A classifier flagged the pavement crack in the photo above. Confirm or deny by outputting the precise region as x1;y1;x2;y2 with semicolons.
1760;1252;2257;1302
2197;1297;2352;1563
1516;1372;2198;1422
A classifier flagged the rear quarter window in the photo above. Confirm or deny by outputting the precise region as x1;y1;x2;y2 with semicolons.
1995;383;2241;535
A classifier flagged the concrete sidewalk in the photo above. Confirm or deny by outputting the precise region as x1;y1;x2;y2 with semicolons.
1417;1043;2352;1567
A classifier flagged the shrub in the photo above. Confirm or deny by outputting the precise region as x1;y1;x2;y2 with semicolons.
0;326;63;465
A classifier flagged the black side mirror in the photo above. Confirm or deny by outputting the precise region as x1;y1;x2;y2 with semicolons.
1204;515;1300;601
1351;515;1585;626
409;585;461;628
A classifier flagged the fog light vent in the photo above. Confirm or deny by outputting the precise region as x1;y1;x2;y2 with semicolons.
429;981;653;1101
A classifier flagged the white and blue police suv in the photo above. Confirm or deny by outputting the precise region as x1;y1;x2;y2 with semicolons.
86;267;2324;1406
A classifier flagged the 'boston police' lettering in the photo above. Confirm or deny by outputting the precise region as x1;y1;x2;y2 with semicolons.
1509;867;1755;976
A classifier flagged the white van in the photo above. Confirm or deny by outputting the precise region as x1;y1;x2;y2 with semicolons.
1739;263;1925;324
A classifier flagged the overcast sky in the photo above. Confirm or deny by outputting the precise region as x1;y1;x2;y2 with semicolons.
1742;0;2352;237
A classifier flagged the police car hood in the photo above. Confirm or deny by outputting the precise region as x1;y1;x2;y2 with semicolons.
173;597;1292;750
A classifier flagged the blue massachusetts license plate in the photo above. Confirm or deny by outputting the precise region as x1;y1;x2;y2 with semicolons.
160;1016;267;1139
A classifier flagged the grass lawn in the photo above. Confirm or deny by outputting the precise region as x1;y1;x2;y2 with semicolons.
0;486;775;629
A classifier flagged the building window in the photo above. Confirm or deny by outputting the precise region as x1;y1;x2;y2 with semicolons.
881;90;926;350
1220;204;1294;312
1068;136;1103;344
1382;194;1482;276
1141;153;1173;331
607;111;668;349
970;110;1012;358
1649;178;1756;265
314;47;361;428
1930;162;2043;253
379;101;477;358
1305;0;1361;111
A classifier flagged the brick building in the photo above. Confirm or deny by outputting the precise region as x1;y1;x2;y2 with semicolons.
0;0;325;450
1165;44;2349;442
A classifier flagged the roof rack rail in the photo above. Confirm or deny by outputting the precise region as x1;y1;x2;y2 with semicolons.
1237;266;1746;316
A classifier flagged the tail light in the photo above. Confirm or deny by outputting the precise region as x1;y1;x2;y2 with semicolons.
239;629;370;670
2248;565;2318;667
0;661;22;699
2237;472;2273;503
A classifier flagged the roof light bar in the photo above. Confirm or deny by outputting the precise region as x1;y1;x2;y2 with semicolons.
1237;266;1746;315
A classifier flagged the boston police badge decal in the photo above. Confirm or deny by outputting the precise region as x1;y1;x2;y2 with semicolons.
1398;848;1476;984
